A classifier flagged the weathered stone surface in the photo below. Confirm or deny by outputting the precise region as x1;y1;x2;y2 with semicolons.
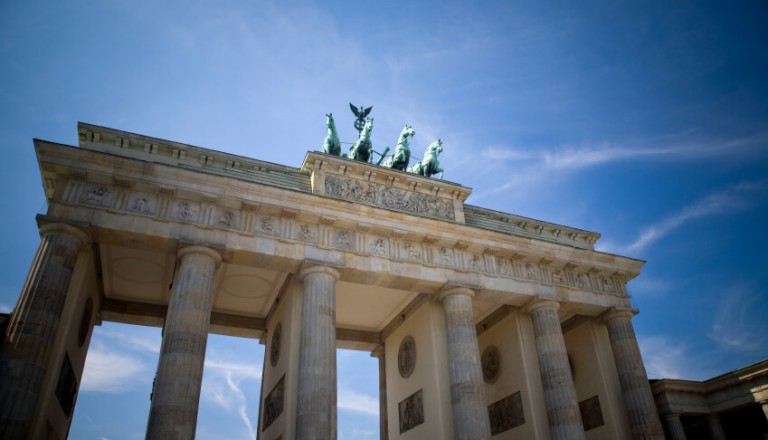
604;309;665;439
439;287;491;440
525;300;585;440
295;265;340;440
146;246;221;439
0;223;87;439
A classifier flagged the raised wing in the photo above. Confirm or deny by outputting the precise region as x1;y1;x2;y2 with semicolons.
362;106;373;118
349;102;361;117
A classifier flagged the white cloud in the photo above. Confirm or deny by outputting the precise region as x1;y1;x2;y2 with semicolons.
80;344;147;393
98;328;161;354
708;285;768;353
638;336;691;380
201;357;261;439
0;303;11;313
472;132;768;204
620;180;766;254
338;387;379;417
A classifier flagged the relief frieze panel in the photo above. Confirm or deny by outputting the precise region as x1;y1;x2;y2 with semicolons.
128;193;156;215
297;223;316;243
437;246;455;266
216;208;238;229
334;229;354;250
324;174;455;221
80;184;113;208
173;200;200;222
369;237;389;257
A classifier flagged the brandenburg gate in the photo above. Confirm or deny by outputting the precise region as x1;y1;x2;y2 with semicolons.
0;122;665;439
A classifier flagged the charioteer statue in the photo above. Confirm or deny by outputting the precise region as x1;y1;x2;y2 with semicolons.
320;104;445;179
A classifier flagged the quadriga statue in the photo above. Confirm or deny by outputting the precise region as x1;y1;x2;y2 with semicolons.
322;113;341;156
349;118;374;163
383;124;415;171
408;139;444;179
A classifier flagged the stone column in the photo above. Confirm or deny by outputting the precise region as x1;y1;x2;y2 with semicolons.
438;287;491;440
603;309;666;439
525;299;585;440
706;414;727;440
146;246;221;439
295;265;340;440
371;346;388;440
0;223;88;439
664;414;687;440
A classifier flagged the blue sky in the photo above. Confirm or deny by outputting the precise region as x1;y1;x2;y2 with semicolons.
1;1;767;438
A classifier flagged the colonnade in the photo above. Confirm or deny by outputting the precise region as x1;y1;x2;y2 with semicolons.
663;412;730;440
0;223;666;439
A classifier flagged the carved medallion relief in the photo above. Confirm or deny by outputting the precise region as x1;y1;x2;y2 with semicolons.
270;322;282;367
398;336;416;378
481;345;501;383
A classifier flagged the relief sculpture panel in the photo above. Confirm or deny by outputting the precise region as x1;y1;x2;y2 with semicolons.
488;391;525;435
324;175;455;221
398;389;424;434
262;375;285;430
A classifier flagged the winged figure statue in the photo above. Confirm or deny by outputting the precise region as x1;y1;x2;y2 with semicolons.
350;103;373;134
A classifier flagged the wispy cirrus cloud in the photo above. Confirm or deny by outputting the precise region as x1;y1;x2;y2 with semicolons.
80;343;148;393
601;180;767;255
97;328;161;354
709;284;768;353
638;336;690;379
638;336;720;381
481;131;768;171
201;357;261;439
338;387;379;417
472;132;768;202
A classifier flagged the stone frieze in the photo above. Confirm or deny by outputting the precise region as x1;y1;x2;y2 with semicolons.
324;175;455;221
65;181;628;298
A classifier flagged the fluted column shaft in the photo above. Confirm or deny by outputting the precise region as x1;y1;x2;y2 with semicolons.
604;310;665;439
146;246;221;440
439;287;491;440
526;300;585;440
664;414;687;440
295;265;340;440
0;223;88;439
706;414;727;440
371;346;388;440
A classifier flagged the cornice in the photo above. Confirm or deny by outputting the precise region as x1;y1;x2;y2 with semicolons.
36;136;645;292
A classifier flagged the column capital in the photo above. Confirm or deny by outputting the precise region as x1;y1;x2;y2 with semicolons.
523;298;560;314
437;286;475;302
370;345;385;359
601;307;638;324
177;245;222;266
298;264;341;281
38;222;89;247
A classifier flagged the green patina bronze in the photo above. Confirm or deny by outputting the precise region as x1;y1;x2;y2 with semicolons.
320;105;445;177
322;113;341;156
383;124;415;171
408;139;444;179
349;118;374;163
349;103;372;136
